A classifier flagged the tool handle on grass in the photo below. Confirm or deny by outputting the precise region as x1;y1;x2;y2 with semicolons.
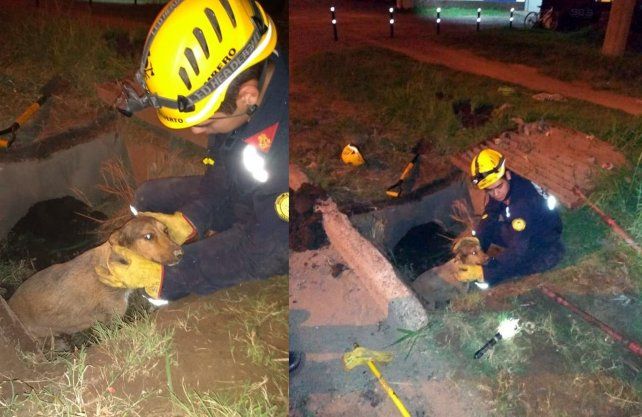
15;102;42;126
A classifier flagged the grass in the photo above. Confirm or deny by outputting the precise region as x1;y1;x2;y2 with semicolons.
394;302;641;416
0;258;35;297
292;46;642;206
220;277;289;382
434;25;642;97
416;6;513;18
90;310;175;384
171;378;280;417
4;348;152;417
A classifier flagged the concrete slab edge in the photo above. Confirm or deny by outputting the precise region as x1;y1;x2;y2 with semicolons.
317;198;429;330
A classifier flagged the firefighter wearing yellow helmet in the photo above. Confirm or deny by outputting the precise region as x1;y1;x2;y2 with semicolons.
456;148;564;288
100;0;288;301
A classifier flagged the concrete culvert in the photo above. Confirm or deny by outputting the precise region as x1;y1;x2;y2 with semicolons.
391;222;456;280
1;196;107;275
348;176;474;310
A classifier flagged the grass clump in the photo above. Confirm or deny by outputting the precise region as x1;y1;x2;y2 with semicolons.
5;348;150;417
91;310;175;383
171;378;281;417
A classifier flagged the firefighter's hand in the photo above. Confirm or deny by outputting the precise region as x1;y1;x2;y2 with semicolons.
456;264;484;283
96;246;163;298
141;211;197;245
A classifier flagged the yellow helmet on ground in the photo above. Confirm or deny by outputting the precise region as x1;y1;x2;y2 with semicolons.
341;144;365;166
136;0;277;129
470;148;506;189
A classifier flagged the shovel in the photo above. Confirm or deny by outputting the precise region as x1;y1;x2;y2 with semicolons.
343;344;411;417
0;75;67;149
386;139;430;198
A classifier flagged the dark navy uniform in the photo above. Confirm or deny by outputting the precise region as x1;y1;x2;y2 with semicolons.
133;51;288;300
476;172;564;286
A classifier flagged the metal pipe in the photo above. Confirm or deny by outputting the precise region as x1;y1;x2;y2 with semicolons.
540;286;642;357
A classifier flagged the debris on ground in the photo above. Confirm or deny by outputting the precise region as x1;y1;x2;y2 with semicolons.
452;99;494;128
532;92;566;102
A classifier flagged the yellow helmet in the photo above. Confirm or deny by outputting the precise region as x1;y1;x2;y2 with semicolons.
341;144;365;166
135;0;277;129
470;148;506;189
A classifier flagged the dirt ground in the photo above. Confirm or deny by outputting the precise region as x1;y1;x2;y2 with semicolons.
289;1;641;416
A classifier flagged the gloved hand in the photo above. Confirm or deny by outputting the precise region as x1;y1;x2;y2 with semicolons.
141;211;196;245
456;264;484;283
96;246;164;298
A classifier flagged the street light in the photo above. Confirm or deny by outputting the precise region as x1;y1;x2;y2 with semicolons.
389;7;395;38
510;7;515;29
436;7;441;34
476;8;481;32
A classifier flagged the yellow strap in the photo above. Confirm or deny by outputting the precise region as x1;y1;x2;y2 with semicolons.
367;361;411;417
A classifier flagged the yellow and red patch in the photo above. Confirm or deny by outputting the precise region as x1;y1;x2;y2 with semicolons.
244;122;278;153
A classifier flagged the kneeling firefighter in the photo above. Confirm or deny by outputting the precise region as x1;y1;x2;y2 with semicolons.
457;148;564;287
97;0;289;300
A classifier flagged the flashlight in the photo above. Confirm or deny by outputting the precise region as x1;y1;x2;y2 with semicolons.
474;318;520;359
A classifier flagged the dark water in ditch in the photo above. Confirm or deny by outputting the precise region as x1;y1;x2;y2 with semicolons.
392;222;456;280
1;196;107;276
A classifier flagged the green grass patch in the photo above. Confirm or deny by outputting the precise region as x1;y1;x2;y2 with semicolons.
416;6;511;18
171;379;281;417
292;46;642;206
0;4;146;127
4;348;152;417
435;26;642;97
395;302;641;416
91;310;175;383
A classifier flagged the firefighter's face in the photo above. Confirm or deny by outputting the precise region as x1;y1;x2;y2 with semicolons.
190;81;259;135
486;177;510;202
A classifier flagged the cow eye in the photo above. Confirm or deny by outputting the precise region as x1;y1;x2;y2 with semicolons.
144;233;153;240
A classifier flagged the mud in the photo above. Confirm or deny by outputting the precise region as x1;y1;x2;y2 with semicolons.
290;183;329;252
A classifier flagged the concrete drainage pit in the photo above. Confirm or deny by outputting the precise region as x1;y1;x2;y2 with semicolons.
0;110;136;348
1;196;107;285
348;175;472;308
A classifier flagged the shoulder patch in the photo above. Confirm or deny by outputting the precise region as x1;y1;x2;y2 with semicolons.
275;192;289;222
512;218;526;232
244;122;279;153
